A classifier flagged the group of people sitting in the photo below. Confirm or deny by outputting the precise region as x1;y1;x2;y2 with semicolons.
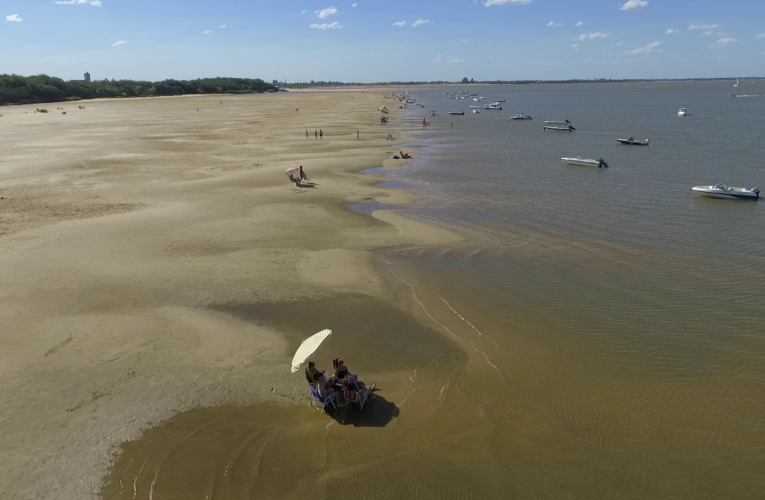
307;358;378;407
288;165;309;186
398;151;412;160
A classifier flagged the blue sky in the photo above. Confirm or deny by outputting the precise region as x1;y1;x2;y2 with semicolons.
2;0;764;82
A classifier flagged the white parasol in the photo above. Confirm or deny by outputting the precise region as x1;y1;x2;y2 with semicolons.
290;329;332;373
285;167;299;176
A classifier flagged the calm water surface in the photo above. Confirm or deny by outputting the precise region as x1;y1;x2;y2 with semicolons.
374;81;765;497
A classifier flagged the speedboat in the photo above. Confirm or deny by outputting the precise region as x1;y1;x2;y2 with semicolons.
616;137;650;146
448;110;465;115
561;157;609;168
692;184;760;200
510;113;532;120
678;108;688;116
482;104;502;110
469;105;481;108
472;109;481;114
495;99;505;103
544;120;575;131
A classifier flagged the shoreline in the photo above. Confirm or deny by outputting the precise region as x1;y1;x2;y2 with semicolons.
0;90;463;499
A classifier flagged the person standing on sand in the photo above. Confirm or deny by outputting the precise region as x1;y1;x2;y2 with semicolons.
357;130;360;139
315;130;318;139
319;129;323;140
299;165;309;181
296;108;299;113
306;129;309;138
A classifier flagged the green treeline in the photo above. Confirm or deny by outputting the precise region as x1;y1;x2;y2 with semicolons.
0;74;278;105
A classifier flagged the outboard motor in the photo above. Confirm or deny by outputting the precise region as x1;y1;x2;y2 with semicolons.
599;158;609;168
753;187;760;198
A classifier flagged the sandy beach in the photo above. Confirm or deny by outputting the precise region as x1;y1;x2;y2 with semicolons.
0;91;462;499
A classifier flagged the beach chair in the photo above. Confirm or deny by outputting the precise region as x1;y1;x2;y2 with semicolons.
309;386;337;414
343;386;368;410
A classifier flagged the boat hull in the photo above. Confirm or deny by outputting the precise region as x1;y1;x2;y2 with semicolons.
616;139;649;146
692;188;759;200
544;126;574;131
561;158;608;168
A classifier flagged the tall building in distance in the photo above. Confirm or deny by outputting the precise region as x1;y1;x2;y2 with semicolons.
69;72;92;83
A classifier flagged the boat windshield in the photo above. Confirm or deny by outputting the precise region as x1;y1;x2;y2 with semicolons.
713;184;730;190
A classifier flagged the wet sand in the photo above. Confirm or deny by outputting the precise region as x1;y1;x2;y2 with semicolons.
0;91;461;499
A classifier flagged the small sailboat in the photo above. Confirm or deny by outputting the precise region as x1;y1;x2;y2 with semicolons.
734;78;739;88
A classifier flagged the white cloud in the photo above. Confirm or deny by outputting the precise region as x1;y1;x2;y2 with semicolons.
316;7;337;18
446;57;464;63
301;9;306;13
5;13;22;22
629;41;662;54
576;32;609;41
484;0;531;5
310;22;342;29
576;21;584;26
571;44;580;51
616;41;624;46
411;18;429;27
202;30;212;34
55;0;102;5
689;23;719;31
547;21;563;27
621;0;647;10
351;2;357;6
112;40;127;47
757;33;765;39
392;20;406;27
666;29;678;34
220;25;226;28
710;37;739;49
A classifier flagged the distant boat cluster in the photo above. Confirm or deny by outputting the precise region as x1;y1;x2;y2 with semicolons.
435;87;759;201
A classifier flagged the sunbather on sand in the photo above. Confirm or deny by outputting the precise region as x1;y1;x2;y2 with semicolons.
334;358;378;399
315;373;340;405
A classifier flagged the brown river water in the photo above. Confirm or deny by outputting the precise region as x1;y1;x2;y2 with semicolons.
103;82;765;499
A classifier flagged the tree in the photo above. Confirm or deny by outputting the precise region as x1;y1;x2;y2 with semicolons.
461;77;469;84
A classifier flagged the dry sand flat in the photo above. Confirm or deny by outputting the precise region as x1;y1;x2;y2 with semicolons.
0;91;461;499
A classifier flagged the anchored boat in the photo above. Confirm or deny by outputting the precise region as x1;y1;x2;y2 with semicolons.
616;137;650;146
448;110;465;115
561;157;609;168
510;113;532;120
692;184;760;200
544;120;575;131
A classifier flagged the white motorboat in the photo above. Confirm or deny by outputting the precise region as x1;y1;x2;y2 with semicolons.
448;110;465;115
510;113;532;120
472;109;481;114
561;157;609;168
469;105;481;108
544;120;575;131
495;99;505;103
616;137;650;146
482;104;502;110
692;184;760;200
678;108;688;116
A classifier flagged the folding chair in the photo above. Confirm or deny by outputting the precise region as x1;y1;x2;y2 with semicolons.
309;386;337;414
343;386;368;410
